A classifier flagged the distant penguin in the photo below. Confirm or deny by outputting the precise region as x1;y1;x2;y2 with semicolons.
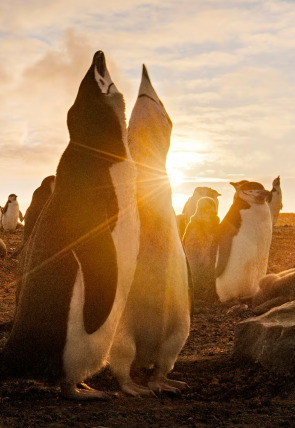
267;176;282;226
23;175;55;244
0;238;7;259
1;194;23;231
2;51;140;400
183;197;220;301
109;65;190;396
182;187;221;226
215;181;272;303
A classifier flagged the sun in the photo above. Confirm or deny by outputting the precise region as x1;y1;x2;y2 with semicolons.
167;167;185;187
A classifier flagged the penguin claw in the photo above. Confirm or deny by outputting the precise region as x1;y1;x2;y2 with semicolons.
162;378;190;390
60;382;112;401
121;382;157;397
147;380;181;395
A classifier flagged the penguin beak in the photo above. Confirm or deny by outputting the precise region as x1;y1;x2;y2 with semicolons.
93;51;106;77
93;50;117;94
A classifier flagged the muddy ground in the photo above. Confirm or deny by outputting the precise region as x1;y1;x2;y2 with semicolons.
1;214;295;427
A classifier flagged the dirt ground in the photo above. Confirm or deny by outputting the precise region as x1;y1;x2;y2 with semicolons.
1;214;295;427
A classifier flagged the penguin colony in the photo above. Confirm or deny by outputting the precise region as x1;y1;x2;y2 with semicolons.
0;49;285;399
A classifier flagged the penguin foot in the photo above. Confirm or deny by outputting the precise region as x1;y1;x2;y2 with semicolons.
147;380;181;395
60;381;111;401
121;381;156;397
161;378;189;390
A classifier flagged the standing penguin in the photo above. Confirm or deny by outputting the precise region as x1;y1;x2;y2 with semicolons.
1;194;23;231
2;51;140;400
109;65;190;396
215;181;272;303
23;175;55;244
182;197;220;301
267;176;282;226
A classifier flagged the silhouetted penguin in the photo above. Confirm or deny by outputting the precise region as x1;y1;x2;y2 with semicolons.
23;175;55;244
1;194;23;231
109;65;190;396
267;176;282;226
182;197;220;301
182;187;220;226
215;181;272;303
2;51;140;400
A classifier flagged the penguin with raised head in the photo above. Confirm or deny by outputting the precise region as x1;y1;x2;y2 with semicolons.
267;176;282;226
109;65;190;396
182;197;220;301
1;194;23;231
23;175;55;244
2;51;140;400
182;187;220;226
215;181;272;303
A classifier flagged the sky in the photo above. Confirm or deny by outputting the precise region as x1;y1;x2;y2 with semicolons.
0;0;294;220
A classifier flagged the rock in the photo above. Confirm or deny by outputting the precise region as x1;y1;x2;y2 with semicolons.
234;301;295;374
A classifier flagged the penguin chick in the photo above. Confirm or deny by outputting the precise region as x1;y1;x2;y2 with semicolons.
183;197;220;301
182;187;221;227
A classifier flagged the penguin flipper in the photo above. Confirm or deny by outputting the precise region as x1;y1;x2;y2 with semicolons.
215;220;238;278
74;233;117;335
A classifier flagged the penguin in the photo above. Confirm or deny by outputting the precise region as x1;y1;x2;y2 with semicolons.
182;197;220;301
108;65;190;396
0;238;7;259
215;181;272;303
182;187;221;226
1;51;140;400
23;175;55;244
266;176;283;226
252;268;295;314
1;194;23;231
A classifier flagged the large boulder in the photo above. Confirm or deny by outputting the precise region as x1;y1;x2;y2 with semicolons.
234;301;295;374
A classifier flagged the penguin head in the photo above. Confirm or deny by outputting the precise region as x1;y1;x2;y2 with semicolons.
40;175;55;192
128;64;172;167
67;51;126;159
8;194;17;202
191;197;220;226
238;182;270;205
272;175;280;189
229;180;249;191
192;187;221;209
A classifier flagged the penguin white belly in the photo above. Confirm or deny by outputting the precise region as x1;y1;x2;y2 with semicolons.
216;205;272;302
2;204;19;231
63;158;139;383
110;212;190;375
